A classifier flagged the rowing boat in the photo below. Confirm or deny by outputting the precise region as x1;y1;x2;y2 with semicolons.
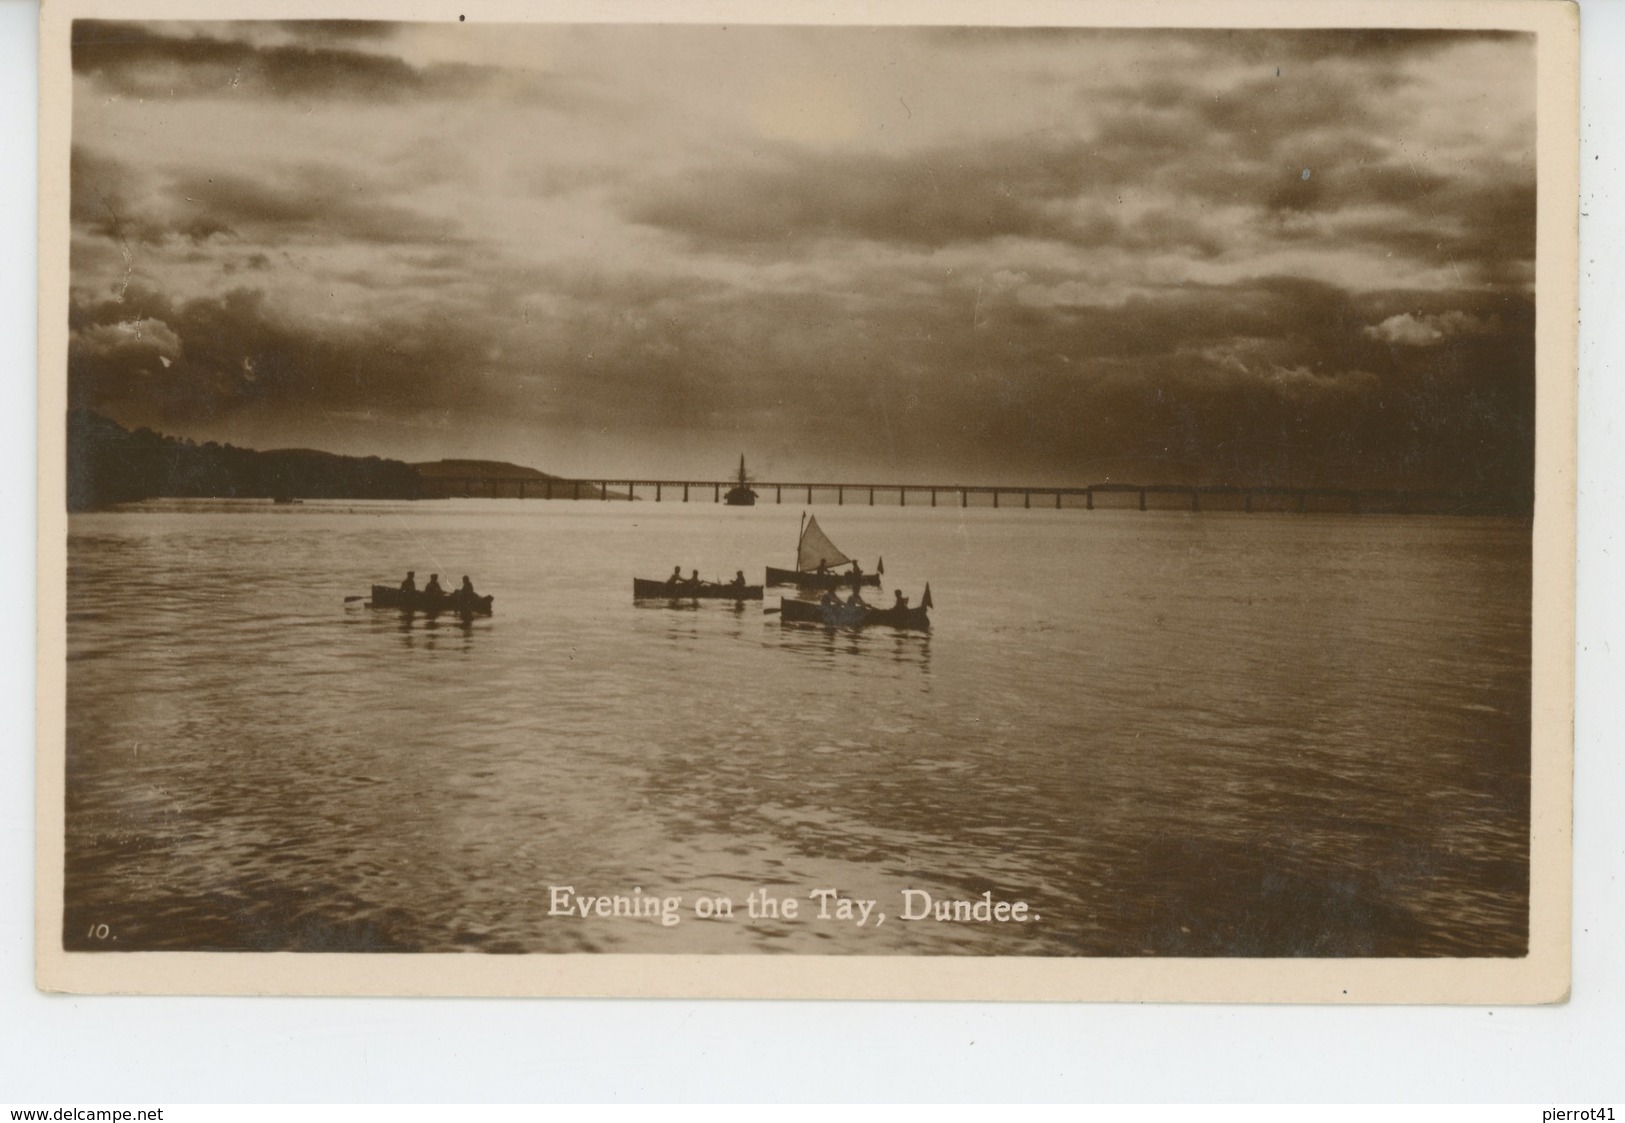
765;565;880;589
777;595;930;631
767;514;881;587
633;577;763;601
368;584;494;615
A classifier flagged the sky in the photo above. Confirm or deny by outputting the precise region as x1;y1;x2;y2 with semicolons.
66;20;1537;491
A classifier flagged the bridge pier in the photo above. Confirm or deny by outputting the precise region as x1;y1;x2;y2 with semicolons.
838;487;843;505
1024;490;1030;509
900;489;906;507
776;485;782;504
683;483;689;502
869;488;875;506
655;482;661;501
1055;492;1061;509
807;486;813;504
961;490;968;508
993;491;999;509
713;483;720;502
931;489;937;507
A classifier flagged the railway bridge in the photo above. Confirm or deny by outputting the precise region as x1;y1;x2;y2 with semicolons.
420;476;1510;515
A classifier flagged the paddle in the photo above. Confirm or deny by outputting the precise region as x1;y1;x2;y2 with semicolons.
763;607;781;614
343;595;365;602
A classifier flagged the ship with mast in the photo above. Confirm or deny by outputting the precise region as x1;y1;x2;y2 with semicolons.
723;454;757;506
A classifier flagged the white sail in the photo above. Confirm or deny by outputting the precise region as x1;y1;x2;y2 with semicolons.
797;515;853;571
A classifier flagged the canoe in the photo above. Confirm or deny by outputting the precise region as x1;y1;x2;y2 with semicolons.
634;577;763;601
765;565;880;589
368;584;494;615
778;596;930;631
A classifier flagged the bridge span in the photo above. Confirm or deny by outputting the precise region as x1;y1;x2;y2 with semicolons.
419;476;1513;515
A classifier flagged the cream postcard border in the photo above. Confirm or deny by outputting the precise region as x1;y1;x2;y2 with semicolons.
34;0;1579;1002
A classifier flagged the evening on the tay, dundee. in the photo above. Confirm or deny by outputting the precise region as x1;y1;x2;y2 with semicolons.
63;20;1537;958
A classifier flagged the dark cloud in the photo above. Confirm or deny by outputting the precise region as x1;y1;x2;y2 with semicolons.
1199;70;1385;150
1092;83;1464;219
626;136;1252;253
70;145;463;251
866;275;1536;495
919;26;1505;60
73;21;447;100
624;34;1531;284
274;20;400;43
1212;28;1529;64
626;139;1078;249
624;128;1529;287
67;283;506;431
70;146;173;248
165;168;462;246
70;20;583;105
1315;171;1536;285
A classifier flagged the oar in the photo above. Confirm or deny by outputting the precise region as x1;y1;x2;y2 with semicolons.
343;595;366;602
764;606;780;614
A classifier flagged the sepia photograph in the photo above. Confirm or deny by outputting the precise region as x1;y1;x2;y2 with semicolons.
36;0;1576;1000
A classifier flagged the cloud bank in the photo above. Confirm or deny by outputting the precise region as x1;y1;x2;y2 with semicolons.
67;21;1537;495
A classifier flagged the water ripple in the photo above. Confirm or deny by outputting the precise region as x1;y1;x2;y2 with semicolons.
64;502;1531;956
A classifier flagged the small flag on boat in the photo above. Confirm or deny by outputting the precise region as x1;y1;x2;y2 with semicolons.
921;583;933;610
878;556;884;575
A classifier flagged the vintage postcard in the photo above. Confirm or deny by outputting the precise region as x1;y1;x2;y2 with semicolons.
36;0;1578;1001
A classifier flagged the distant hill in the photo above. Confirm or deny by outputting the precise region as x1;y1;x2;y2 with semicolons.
64;411;618;508
67;410;424;511
412;458;620;499
413;459;558;480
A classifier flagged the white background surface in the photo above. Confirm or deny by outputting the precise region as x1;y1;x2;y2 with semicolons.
2;0;1620;1102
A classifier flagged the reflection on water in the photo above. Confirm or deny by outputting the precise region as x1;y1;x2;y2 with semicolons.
773;616;933;670
64;501;1530;956
366;607;489;652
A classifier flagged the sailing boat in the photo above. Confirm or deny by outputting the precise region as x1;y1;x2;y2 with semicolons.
765;513;882;589
723;455;757;506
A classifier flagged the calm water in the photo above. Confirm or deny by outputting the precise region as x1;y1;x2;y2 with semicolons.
64;500;1531;956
